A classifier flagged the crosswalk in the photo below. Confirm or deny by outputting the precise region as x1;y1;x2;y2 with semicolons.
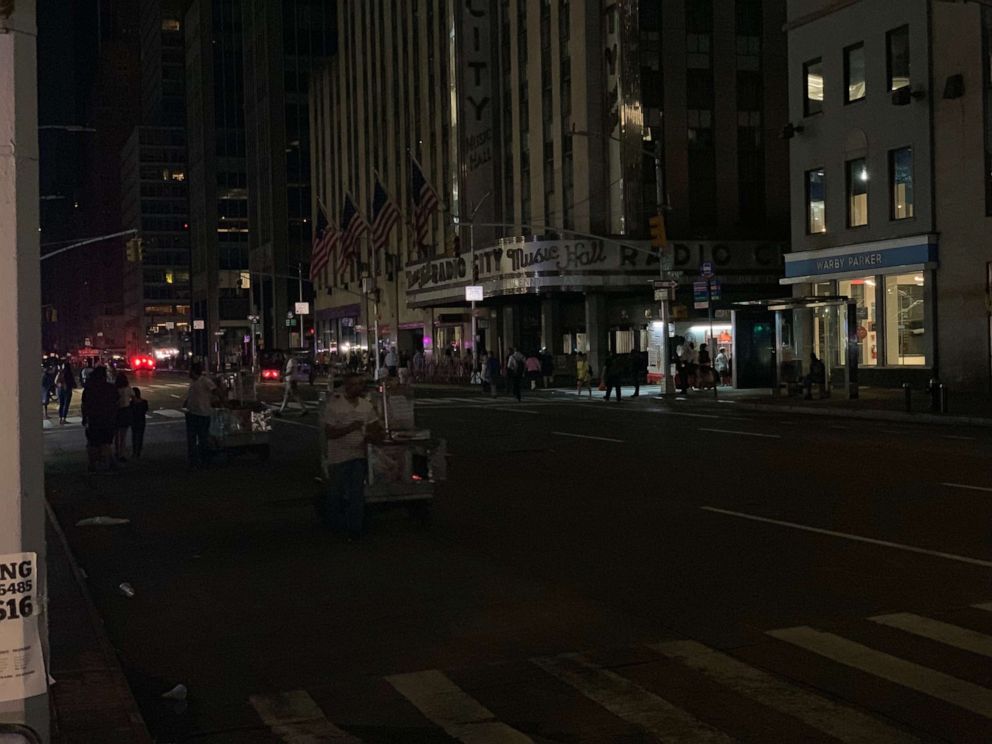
247;601;992;742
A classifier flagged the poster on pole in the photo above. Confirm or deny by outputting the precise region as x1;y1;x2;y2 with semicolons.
294;302;310;315
0;552;47;703
464;285;483;302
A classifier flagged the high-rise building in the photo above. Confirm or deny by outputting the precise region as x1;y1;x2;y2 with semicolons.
311;0;789;378
242;0;335;350
784;0;992;391
185;0;251;366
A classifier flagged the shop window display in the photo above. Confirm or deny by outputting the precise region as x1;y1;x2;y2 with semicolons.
885;273;926;365
839;278;877;366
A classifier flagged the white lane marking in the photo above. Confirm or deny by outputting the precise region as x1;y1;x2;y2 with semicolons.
250;690;360;742
657;411;719;419
941;483;992;493
697;428;781;439
533;653;733;743
651;640;918;744
386;669;533;743
490;406;540;415
768;626;992;719
717;400;737;404
870;613;992;658
941;435;976;441
155;409;186;418
170;393;181;399
553;431;624;443
973;602;992;613
701;506;992;568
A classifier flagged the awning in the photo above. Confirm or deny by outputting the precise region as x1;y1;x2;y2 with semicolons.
781;234;937;285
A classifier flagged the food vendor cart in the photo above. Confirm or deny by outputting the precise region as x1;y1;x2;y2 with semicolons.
210;370;272;460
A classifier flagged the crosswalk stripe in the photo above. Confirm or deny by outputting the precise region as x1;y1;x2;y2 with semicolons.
249;690;360;742
385;669;533;743
768;626;992;719
651;640;918;744
870;613;992;658
154;409;185;418
974;602;992;613
532;653;733;743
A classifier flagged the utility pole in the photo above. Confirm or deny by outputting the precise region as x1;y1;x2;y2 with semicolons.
1;0;51;737
463;192;490;376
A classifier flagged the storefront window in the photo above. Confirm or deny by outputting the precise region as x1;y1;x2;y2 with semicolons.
885;272;926;365
839;278;877;366
846;158;869;227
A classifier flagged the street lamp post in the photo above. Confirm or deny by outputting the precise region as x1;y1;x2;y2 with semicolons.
571;126;676;396
464;192;491;376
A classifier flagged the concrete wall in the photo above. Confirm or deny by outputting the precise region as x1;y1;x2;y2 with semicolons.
932;1;992;391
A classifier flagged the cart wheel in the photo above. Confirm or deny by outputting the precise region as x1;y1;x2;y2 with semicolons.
256;444;270;461
407;502;432;527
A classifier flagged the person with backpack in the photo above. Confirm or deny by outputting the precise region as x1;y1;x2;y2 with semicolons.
506;347;525;401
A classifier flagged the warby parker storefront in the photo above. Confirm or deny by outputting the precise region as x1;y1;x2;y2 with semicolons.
782;234;938;385
405;236;782;381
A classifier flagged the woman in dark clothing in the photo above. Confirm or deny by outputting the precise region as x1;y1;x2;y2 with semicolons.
113;372;133;460
56;360;76;424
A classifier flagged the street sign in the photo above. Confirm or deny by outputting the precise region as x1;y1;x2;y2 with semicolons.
653;279;679;289
465;285;484;302
192;319;205;330
693;280;709;309
654;288;675;302
294;301;310;315
285;318;297;327
700;261;714;278
710;278;721;301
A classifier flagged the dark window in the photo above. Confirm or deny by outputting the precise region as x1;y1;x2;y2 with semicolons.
846;158;869;227
844;43;866;102
806;168;826;234
889;147;914;220
804;58;823;115
887;25;910;92
685;0;713;33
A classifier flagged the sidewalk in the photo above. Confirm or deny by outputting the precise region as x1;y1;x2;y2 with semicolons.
46;504;152;743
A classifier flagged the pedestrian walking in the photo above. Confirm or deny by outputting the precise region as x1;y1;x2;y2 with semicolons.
540;349;554;388
398;351;411;385
603;352;623;402
629;350;647;397
506;347;525;401
575;353;593;397
525;352;542;390
486;352;501;398
42;365;55;418
55;359;76;425
278;355;307;415
319;372;384;538
697;343;714;390
184;362;220;467
130;387;149;458
81;366;118;472
80;358;94;387
803;352;827;400
714;347;730;387
113;371;132;460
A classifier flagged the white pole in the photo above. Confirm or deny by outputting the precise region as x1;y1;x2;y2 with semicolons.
0;0;50;736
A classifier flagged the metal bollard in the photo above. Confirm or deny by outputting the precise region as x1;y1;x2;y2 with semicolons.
928;377;941;412
939;383;949;414
902;382;912;413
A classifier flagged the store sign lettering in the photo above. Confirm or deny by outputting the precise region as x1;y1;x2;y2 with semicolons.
407;257;468;290
815;252;883;272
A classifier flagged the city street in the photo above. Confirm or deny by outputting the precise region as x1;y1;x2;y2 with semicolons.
43;376;992;743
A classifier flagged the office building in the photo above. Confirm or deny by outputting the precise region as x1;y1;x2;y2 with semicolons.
784;0;992;390
311;0;789;379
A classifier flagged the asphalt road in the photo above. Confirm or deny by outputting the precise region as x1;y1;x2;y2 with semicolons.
44;373;992;743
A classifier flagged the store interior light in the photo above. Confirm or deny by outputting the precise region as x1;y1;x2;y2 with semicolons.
859;168;869;182
914;274;924;284
865;278;876;286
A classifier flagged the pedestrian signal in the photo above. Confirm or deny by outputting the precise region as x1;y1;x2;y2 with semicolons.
649;215;667;248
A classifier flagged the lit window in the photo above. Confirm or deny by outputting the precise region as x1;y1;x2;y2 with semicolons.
839;278;877;366
846;158;869;227
165;272;174;284
889;147;914;220
162;19;181;32
844;43;866;103
170;171;185;182
806;168;826;234
803;58;823;115
887;26;910;92
885;273;926;365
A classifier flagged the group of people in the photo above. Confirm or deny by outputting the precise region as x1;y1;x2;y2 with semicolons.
477;348;555;401
675;342;731;394
42;358;77;424
591;350;649;402
77;362;149;472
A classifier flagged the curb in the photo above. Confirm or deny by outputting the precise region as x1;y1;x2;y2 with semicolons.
45;501;153;743
730;401;992;428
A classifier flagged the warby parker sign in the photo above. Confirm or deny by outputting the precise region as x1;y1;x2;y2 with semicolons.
406;239;662;292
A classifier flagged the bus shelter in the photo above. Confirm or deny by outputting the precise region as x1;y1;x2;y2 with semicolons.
732;296;860;399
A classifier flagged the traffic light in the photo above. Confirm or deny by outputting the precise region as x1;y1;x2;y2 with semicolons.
649;215;667;248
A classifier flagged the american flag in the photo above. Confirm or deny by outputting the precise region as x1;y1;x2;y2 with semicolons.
309;206;336;282
410;155;439;250
370;176;400;254
338;193;367;275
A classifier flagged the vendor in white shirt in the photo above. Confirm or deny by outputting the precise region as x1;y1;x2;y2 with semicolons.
319;372;384;537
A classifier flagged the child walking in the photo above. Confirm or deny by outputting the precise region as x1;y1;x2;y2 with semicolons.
130;387;149;458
